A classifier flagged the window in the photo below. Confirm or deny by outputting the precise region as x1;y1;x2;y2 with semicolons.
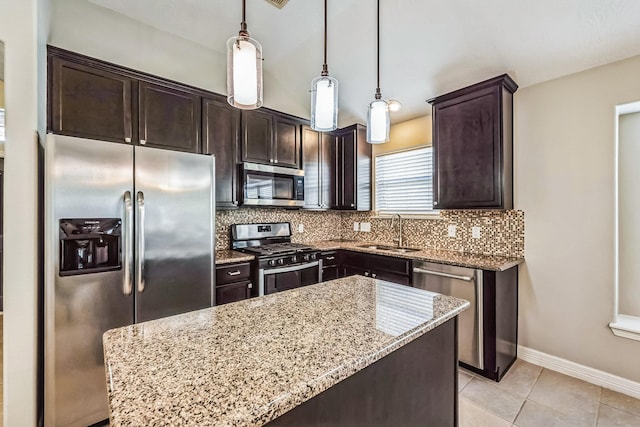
375;146;433;215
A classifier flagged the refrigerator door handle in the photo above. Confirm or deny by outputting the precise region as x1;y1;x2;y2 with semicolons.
122;191;134;295
136;191;146;293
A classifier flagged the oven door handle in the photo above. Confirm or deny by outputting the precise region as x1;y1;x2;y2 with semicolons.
262;261;320;275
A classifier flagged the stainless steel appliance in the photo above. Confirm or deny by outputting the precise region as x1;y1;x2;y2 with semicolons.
44;134;215;427
241;162;305;207
413;261;484;369
231;222;321;295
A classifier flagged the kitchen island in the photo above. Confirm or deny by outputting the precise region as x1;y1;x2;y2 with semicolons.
103;276;469;426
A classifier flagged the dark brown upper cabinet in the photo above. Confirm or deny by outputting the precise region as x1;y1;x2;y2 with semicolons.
302;126;335;210
48;46;201;154
138;81;201;153
49;55;134;144
202;95;241;209
333;124;371;211
241;110;302;169
428;74;517;209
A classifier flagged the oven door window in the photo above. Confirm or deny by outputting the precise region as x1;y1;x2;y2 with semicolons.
245;173;294;200
265;265;319;294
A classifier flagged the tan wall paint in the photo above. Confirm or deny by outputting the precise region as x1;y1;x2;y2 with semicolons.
515;54;640;383
618;111;640;316
0;0;49;424
373;115;432;156
0;80;5;109
50;0;308;119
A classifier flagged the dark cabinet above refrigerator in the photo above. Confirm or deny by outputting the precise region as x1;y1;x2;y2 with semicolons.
48;47;202;154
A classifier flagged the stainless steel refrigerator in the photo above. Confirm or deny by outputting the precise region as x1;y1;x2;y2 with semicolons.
44;134;216;427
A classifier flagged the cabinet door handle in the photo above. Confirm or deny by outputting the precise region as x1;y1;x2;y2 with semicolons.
364;271;370;277
350;204;355;208
371;273;377;278
247;283;253;289
274;159;278;164
125;137;132;143
140;139;146;145
270;158;274;163
433;201;437;206
227;271;241;276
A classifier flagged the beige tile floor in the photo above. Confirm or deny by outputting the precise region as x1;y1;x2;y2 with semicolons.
459;359;640;427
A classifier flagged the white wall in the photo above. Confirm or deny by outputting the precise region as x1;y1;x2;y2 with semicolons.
50;0;309;119
515;54;640;383
0;0;49;425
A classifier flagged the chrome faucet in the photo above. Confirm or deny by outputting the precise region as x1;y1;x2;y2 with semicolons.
391;214;403;247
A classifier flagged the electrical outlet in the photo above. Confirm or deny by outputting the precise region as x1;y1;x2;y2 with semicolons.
353;222;360;231
472;226;481;239
298;223;304;233
360;222;371;232
447;225;457;237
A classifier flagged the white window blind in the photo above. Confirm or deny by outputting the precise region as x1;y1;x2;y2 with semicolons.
375;146;433;214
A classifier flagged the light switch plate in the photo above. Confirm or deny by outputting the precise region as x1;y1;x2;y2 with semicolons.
447;225;457;237
472;226;481;239
298;223;304;233
360;222;371;232
353;222;360;231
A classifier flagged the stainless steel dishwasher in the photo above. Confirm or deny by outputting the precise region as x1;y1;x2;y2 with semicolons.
413;261;483;369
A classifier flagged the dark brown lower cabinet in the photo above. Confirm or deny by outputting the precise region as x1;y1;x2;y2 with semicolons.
265;317;458;427
216;281;252;305
215;262;253;305
320;251;340;282
340;251;412;286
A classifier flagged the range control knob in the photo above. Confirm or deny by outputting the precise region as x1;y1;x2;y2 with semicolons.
291;255;298;263
303;254;310;262
268;259;277;267
277;258;285;266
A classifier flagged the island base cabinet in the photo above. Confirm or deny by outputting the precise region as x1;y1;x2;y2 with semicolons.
265;318;458;427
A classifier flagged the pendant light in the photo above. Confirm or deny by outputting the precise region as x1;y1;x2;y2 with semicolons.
366;0;390;144
310;0;338;131
227;0;263;109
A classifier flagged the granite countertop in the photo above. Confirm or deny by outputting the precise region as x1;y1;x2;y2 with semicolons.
312;240;524;271
215;249;255;265
103;276;469;427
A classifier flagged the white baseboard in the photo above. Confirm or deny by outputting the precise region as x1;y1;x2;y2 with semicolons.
518;345;640;400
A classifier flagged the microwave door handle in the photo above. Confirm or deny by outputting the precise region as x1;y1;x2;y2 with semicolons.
136;191;146;293
122;191;133;296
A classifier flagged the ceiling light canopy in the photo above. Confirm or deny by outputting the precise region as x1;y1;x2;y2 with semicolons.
366;0;390;144
227;0;263;110
310;0;338;132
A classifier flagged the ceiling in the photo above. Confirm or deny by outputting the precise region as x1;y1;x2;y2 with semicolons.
87;0;640;126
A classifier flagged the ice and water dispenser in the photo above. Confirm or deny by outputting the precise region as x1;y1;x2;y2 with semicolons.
59;218;122;276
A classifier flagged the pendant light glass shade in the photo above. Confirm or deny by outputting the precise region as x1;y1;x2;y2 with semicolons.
310;0;338;132
311;76;338;131
227;35;263;109
367;98;390;144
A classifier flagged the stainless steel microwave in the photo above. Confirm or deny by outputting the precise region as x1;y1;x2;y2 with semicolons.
241;162;305;207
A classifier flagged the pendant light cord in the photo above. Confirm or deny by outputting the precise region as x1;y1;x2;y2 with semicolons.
375;0;381;99
322;0;328;76
240;0;248;36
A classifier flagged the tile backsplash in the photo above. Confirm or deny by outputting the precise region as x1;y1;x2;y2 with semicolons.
216;209;524;258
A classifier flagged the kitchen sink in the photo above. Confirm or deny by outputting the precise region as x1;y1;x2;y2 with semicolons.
358;244;421;253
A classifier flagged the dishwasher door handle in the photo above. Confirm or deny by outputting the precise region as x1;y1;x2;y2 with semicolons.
412;267;474;282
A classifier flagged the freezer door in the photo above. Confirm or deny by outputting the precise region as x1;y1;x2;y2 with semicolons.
134;146;215;322
45;135;134;427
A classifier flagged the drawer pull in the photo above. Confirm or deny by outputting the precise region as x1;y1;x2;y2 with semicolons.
325;256;335;260
227;271;241;276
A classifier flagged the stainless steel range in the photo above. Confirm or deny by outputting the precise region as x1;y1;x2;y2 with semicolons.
231;223;321;296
